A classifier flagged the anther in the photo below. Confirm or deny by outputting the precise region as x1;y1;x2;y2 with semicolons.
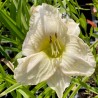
55;33;57;38
49;36;52;43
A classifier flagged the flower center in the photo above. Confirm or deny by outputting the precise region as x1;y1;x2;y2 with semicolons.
40;33;64;58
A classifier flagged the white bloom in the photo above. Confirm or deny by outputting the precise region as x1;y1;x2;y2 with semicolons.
14;4;96;98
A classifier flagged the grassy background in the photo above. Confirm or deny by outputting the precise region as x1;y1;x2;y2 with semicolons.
0;0;98;98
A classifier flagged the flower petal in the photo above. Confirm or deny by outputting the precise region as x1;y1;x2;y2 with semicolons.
14;52;56;85
22;3;68;56
60;35;96;76
66;19;80;36
47;69;71;98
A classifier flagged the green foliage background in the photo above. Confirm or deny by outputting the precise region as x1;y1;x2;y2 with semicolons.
0;0;98;98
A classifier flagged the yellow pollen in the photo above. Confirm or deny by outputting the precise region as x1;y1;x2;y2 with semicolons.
39;33;64;58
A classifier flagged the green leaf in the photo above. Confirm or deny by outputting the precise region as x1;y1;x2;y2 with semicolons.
0;64;6;77
58;0;64;7
0;0;10;9
0;10;24;41
94;95;98;98
21;13;29;32
90;27;94;37
0;83;22;97
17;87;35;98
16;90;22;98
0;74;4;83
31;81;46;94
0;45;10;60
70;13;79;21
91;33;98;38
4;47;19;52
9;0;16;20
90;40;98;48
4;75;16;84
12;0;18;9
71;77;98;97
69;77;89;98
38;87;52;98
0;36;18;45
0;83;6;92
78;81;98;95
13;51;22;62
63;83;75;98
94;27;98;32
79;13;87;32
69;3;77;15
17;89;30;98
22;0;30;31
44;89;54;98
16;0;22;28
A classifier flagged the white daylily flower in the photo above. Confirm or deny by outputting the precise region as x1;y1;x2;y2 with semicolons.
14;4;96;98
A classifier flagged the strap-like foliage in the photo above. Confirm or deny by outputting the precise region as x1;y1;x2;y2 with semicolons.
0;0;98;98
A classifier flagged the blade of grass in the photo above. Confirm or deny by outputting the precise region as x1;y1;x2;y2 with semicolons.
9;0;16;20
0;36;18;45
16;0;22;28
38;87;52;98
0;83;6;92
22;0;30;29
69;77;89;98
0;0;9;9
0;45;10;60
21;13;29;32
0;83;22;97
31;81;46;94
16;90;22;98
0;10;24;41
17;87;35;98
0;64;6;77
17;89;30;98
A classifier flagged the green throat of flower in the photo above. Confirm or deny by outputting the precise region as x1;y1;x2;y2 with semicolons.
40;33;64;58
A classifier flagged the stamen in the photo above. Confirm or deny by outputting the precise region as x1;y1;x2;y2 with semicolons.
54;41;59;57
56;39;61;50
51;43;55;56
49;36;52;43
55;33;57;38
42;34;64;58
49;34;63;57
